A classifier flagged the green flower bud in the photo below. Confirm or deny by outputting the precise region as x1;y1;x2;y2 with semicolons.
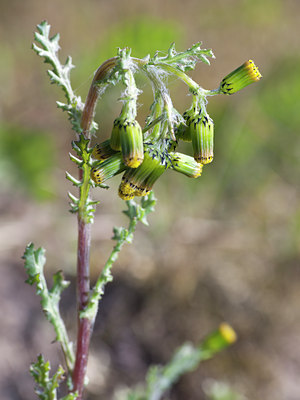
118;152;166;200
110;118;122;151
220;60;262;95
202;323;237;357
190;113;214;164
175;107;197;142
91;153;126;184
92;140;117;161
110;118;144;168
169;152;203;178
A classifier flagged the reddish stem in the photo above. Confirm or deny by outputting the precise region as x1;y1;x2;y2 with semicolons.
72;217;92;399
71;58;117;399
81;57;117;135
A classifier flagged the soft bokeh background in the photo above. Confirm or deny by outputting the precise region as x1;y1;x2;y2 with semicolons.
1;0;300;399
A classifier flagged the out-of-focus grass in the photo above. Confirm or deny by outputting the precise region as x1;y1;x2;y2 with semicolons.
73;16;183;89
0;124;55;200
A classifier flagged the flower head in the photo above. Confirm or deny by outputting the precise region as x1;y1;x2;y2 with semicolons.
110;117;144;168
92;140;117;161
169;152;203;178
219;60;262;95
91;153;126;184
189;112;214;164
175;107;198;142
118;151;167;200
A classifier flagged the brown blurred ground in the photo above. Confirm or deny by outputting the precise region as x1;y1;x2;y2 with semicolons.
0;0;300;399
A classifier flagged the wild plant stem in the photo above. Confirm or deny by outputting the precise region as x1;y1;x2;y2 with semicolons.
71;58;119;399
72;216;92;399
71;55;162;398
81;57;117;134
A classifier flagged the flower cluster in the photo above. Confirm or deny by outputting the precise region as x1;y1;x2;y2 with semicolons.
90;51;261;200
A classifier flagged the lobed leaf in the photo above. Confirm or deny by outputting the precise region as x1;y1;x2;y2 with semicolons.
23;244;75;371
149;42;215;72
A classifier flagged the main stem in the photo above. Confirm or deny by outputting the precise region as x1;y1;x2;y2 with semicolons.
72;58;118;399
72;215;92;398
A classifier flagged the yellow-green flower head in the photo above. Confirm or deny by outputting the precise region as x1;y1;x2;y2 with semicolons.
92;140;117;161
169;152;203;178
110;117;144;168
220;60;262;95
91;153;126;185
118;152;166;200
190;113;214;165
219;323;237;344
201;323;237;356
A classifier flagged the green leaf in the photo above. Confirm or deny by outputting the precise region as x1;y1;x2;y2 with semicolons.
50;271;70;301
112;226;128;241
24;243;46;291
30;354;66;400
141;192;156;215
23;244;75;372
149;42;215;72
69;152;83;166
123;199;139;220
33;20;85;134
61;394;79;400
203;380;244;400
65;171;81;187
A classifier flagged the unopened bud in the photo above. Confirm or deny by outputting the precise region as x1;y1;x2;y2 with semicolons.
190;113;214;164
91;153;125;185
201;323;237;358
175;107;198;142
92;140;117;161
110;118;144;168
169;152;203;178
118;152;166;200
220;60;262;95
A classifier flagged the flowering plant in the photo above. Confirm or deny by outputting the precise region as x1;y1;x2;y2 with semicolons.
24;21;261;400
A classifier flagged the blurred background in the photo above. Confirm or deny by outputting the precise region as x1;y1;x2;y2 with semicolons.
1;0;300;399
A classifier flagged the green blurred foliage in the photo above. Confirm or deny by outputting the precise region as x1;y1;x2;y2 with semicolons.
258;57;300;181
238;0;282;27
203;380;244;400
0;124;55;200
71;16;184;139
73;16;183;86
